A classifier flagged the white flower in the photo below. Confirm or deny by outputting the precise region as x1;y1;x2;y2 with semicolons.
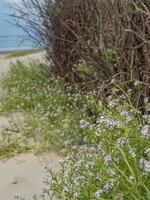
111;79;116;84
109;168;116;176
59;159;66;164
95;174;101;181
116;137;128;148
129;149;136;158
75;159;84;168
141;125;150;139
144;160;150;172
120;111;132;122
63;186;69;193
104;180;115;190
95;189;103;197
143;114;150;124
144;98;149;103
89;172;95;177
79;119;89;129
104;154;112;165
107;100;117;109
139;158;150;173
86;161;95;169
134;80;141;87
145;148;150;159
72;145;77;150
73;192;80;198
64;140;71;146
74;176;85;186
129;175;134;181
80;145;88;151
139;158;146;166
97;116;120;127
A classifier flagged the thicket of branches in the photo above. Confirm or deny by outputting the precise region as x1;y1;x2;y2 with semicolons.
11;0;150;110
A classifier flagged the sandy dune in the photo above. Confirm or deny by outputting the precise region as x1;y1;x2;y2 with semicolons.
0;153;61;200
0;51;46;78
0;52;61;200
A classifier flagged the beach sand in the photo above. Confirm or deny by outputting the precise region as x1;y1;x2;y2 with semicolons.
0;51;61;200
0;153;61;200
0;51;46;77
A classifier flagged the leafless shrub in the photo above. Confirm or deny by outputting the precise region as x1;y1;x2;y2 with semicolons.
10;0;150;110
95;0;150;110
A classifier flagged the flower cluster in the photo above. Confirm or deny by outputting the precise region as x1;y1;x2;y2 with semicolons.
1;63;150;199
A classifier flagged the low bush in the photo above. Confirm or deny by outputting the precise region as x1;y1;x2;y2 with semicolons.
0;62;97;153
11;0;150;109
43;109;150;199
1;63;150;199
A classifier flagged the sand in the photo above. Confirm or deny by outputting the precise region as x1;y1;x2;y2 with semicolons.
0;51;61;200
0;153;61;200
0;51;47;78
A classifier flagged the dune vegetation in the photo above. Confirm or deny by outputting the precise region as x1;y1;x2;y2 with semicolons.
6;49;42;58
0;62;149;199
0;0;150;199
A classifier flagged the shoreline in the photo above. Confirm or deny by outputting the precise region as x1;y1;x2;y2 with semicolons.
0;48;44;59
0;48;42;54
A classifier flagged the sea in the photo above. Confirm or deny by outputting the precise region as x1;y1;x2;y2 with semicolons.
0;1;35;52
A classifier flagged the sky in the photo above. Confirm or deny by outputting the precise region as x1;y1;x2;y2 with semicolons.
5;0;21;3
0;0;35;51
0;0;23;36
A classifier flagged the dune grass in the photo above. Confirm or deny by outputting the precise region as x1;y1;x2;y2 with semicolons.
0;62;150;199
0;62;94;156
6;49;42;58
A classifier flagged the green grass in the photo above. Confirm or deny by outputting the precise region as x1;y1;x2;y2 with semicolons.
0;62;150;199
6;49;42;58
0;130;32;158
0;62;94;155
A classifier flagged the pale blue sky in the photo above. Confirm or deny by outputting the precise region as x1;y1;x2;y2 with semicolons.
0;0;22;36
0;0;34;51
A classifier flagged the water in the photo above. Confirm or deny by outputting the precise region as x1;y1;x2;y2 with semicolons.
0;35;35;52
0;1;35;52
